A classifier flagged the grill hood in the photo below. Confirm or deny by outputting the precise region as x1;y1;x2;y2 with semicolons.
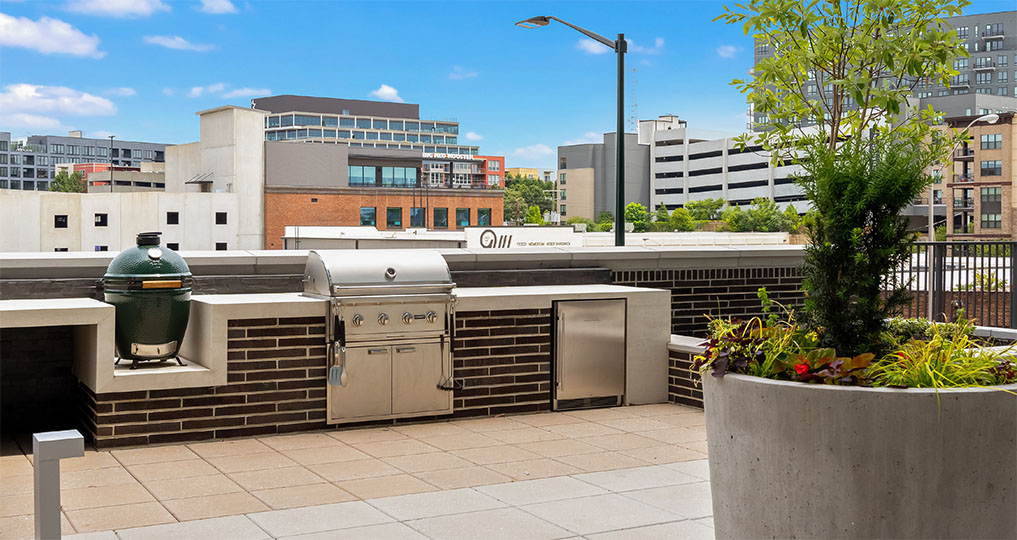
304;249;454;298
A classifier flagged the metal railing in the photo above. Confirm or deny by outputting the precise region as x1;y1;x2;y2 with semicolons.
888;241;1016;327
955;148;975;159
953;198;974;208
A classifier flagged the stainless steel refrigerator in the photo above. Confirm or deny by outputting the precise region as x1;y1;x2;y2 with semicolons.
553;299;626;410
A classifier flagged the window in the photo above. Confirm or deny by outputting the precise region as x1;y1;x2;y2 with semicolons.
988;40;1003;51
1000;55;1009;67
54;247;68;252
986;22;1004;37
268;116;280;128
999;87;1009;96
410;207;425;227
455;208;470;228
280;115;293;127
166;211;179;225
360;207;376;226
50;144;64;153
478;208;492;226
559;157;567;169
322;116;338;127
757;43;770;55
560;204;567;216
981;213;1002;229
976;72;992;84
952;74;969;86
356;118;371;129
433;208;448;229
560;189;567;201
1001;71;1010;83
167;243;179;251
215;242;227;251
94;245;108;252
487;160;500;171
956;26;968;39
339;117;355;128
372;119;387;130
54;215;67;228
365;132;378;140
386;207;402;229
0;141;6;151
980;160;1002;176
213;212;227;225
981;187;1002;202
94;213;108;227
981;134;1003;150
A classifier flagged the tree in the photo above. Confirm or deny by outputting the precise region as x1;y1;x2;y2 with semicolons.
653;205;671;223
50;171;85;193
502;189;525;224
524;205;545;225
781;205;802;233
716;0;968;355
624;202;649;233
595;211;614;224
669;207;696;232
566;216;596;230
685;198;725;221
935;224;947;242
724;198;783;232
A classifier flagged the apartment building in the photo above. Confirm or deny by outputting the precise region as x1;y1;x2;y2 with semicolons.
935;110;1017;239
0;131;167;191
751;10;1016;129
557;133;650;221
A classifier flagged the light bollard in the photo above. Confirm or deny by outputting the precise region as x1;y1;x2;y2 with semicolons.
33;430;84;540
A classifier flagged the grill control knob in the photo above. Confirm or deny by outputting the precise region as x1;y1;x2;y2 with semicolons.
351;314;364;327
402;312;413;325
378;313;389;326
425;311;438;323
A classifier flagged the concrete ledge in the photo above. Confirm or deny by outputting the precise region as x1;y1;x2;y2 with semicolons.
669;335;706;355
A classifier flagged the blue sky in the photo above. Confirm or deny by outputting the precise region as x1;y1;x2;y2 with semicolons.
1;0;1013;171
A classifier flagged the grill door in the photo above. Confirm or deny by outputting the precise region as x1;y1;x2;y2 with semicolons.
392;341;451;415
328;346;392;422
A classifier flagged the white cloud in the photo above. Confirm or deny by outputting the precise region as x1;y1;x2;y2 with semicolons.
144;35;216;51
3;113;63;130
162;88;174;96
0;13;104;58
562;132;601;146
628;37;665;54
187;82;226;98
91;130;116;138
369;84;404;103
576;38;610;55
464;132;483;142
104;87;136;97
198;0;236;14
65;0;170;18
717;45;738;59
221;87;269;98
512;143;553;160
0;83;116;132
449;66;478;80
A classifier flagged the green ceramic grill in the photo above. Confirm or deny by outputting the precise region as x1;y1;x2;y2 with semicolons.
103;231;192;368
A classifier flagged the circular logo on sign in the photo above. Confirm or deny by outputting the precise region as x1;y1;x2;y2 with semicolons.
479;229;498;249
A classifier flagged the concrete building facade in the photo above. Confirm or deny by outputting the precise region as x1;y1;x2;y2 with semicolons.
557;132;650;219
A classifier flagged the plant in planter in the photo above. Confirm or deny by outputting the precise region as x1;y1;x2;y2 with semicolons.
698;0;1017;537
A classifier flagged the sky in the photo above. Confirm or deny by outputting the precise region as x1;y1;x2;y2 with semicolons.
1;0;1014;172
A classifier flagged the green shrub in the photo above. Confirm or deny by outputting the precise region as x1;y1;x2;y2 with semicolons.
670;208;696;232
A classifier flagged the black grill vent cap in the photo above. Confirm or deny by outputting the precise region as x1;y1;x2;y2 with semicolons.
136;231;162;246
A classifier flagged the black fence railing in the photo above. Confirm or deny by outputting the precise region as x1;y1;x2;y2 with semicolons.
888;241;1016;328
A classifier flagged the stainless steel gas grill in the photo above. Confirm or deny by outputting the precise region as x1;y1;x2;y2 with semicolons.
303;250;456;424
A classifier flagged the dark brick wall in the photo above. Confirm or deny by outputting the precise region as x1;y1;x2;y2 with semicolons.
78;316;328;449
451;308;552;417
612;267;806;337
669;348;704;409
1;326;82;434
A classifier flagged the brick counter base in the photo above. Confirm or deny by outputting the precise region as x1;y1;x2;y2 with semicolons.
669;348;704;409
79;310;555;448
613;267;805;337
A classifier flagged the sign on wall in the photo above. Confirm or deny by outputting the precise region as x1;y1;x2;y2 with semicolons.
465;227;581;249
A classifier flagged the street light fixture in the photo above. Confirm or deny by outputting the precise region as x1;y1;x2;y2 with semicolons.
516;15;627;246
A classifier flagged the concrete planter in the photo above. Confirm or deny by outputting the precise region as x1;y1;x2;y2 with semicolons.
703;374;1017;539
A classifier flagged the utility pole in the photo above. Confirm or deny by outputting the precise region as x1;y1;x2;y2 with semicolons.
108;135;115;193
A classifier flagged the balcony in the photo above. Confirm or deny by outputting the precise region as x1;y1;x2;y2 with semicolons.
953;197;974;208
952;174;973;183
984;30;1005;40
974;61;996;72
954;148;975;161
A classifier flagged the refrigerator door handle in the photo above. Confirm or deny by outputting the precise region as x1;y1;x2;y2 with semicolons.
556;312;565;392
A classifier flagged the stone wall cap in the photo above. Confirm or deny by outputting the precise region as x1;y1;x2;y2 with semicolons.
669;334;707;353
711;373;1017;394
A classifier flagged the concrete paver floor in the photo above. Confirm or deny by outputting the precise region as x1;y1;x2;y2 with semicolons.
0;404;712;539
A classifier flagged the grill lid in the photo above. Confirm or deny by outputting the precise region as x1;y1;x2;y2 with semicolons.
303;249;454;298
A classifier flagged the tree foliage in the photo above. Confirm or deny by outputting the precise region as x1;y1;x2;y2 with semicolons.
685;198;726;221
624;202;650;232
524;205;545;225
595;211;614;224
669;208;696;232
716;0;967;162
503;175;554;223
723;198;785;232
50;170;85;193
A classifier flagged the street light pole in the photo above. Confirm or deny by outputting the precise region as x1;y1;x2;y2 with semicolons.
516;15;627;246
108;135;115;193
